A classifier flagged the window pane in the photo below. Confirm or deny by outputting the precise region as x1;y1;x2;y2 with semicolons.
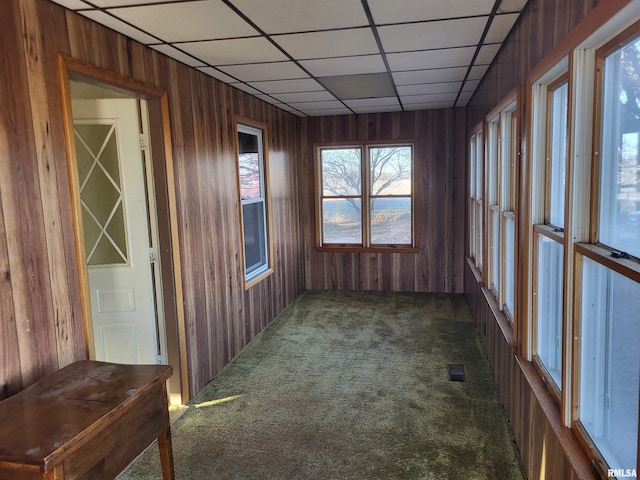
476;202;483;269
369;146;412;195
536;235;564;388
238;131;261;200
490;209;500;291
579;257;639;471
321;148;361;197
549;83;568;228
475;131;483;201
370;197;411;244
598;38;640;258
242;201;268;276
322;198;362;244
504;217;515;315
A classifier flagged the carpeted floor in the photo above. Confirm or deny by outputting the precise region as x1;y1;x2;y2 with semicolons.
118;290;526;480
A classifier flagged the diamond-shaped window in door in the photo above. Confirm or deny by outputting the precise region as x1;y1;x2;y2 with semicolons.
74;123;129;266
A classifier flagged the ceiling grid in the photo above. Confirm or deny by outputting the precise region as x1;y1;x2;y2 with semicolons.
52;0;529;116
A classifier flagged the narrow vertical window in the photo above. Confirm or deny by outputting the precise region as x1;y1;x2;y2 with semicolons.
530;70;568;396
237;121;271;284
547;81;568;228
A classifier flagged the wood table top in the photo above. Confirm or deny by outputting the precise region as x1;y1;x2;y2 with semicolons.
0;360;172;468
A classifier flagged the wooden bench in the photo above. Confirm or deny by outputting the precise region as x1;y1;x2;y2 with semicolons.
0;360;175;480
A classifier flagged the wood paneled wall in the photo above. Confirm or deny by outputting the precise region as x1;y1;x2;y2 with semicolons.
302;109;467;293
465;262;597;480
464;0;609;479
0;0;305;398
466;0;602;128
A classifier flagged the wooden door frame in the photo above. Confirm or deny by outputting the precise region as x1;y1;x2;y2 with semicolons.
56;54;189;404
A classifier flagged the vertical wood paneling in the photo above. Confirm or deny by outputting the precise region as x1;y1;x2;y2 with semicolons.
465;1;613;479
0;0;59;388
303;109;466;293
1;0;305;398
465;263;596;480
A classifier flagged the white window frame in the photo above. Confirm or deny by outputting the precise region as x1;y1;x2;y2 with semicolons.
236;120;273;287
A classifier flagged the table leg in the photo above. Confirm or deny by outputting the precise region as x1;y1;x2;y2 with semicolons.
158;426;175;480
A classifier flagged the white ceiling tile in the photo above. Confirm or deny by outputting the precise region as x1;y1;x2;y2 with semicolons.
50;0;91;8
230;83;263;95
248;78;324;94
368;0;495;24
276;104;307;116
398;82;462;96
301;55;386;77
179;37;287;65
91;0;176;5
392;67;468;85
456;98;470;107
351;105;402;114
378;17;487;52
402;93;458;104
304;108;352;116
150;44;205;67
287;100;345;110
498;0;529;13
404;102;453;111
80;11;159;44
219;62;309;82
229;0;368;33
485;13;519;44
273;28;378;60
468;65;489;80
255;94;284;105
197;67;238;83
457;91;474;101
387;47;475;71
109;1;257;42
344;97;399;108
462;79;480;91
271;91;336;103
476;43;502;65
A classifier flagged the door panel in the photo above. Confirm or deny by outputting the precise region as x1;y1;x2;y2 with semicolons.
72;98;158;365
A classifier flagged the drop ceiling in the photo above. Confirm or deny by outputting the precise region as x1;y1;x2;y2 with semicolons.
50;0;529;117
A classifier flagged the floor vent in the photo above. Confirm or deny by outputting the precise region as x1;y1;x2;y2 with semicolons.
448;364;466;382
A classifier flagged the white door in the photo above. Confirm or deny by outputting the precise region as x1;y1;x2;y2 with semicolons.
72;98;159;365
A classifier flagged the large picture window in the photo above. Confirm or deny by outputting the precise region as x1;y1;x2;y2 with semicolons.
236;120;272;285
316;142;415;250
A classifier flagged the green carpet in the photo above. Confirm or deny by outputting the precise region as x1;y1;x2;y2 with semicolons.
118;291;525;480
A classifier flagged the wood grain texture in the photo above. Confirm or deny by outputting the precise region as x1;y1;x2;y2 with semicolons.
1;0;304;398
464;1;626;479
302;108;466;293
465;262;597;480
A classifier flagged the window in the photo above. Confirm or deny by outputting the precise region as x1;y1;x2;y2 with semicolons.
486;95;518;321
572;26;640;474
597;37;640;259
578;256;639;472
530;71;569;395
316;142;415;250
236;120;271;285
487;121;500;293
469;126;483;272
